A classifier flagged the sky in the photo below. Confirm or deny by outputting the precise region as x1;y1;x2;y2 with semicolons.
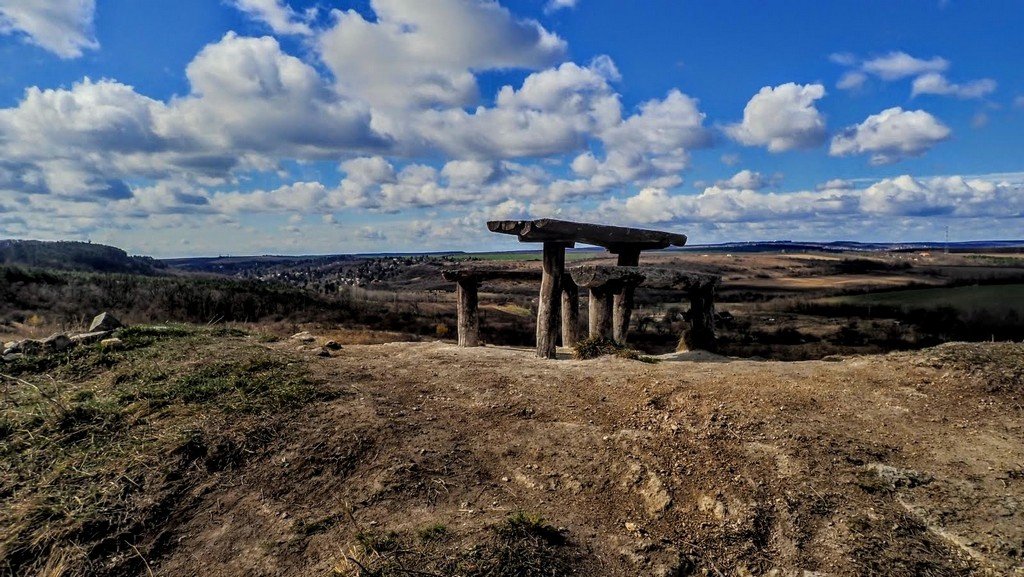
0;0;1022;257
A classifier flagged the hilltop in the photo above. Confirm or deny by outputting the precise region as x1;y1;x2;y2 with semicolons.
1;325;1021;576
0;240;162;275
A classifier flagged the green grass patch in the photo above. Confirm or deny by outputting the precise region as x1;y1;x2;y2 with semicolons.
822;284;1024;316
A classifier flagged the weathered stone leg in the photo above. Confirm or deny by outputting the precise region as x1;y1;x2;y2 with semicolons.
560;275;580;348
613;249;640;344
456;279;480;347
536;242;566;359
588;285;615;341
679;285;717;352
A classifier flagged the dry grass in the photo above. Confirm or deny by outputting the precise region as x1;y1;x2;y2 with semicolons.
332;512;576;577
572;336;659;363
0;324;341;577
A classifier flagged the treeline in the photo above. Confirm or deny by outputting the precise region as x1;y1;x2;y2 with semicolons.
790;300;1024;342
0;239;163;274
0;266;453;335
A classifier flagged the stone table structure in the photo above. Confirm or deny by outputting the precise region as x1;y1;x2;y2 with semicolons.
569;265;720;351
487;219;688;358
441;268;542;347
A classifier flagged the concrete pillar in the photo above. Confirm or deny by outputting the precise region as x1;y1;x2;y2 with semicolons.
560;274;580;348
588;285;616;341
456;279;480;347
613;249;641;344
536;242;566;359
679;284;717;352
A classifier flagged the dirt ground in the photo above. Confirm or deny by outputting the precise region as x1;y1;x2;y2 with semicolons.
147;335;1024;576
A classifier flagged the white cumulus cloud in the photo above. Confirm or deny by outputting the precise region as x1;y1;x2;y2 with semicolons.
231;0;313;36
317;0;566;110
861;51;949;81
911;72;996;99
830;107;951;165
715;170;769;191
725;83;827;152
0;0;98;58
601;174;1024;226
546;0;578;11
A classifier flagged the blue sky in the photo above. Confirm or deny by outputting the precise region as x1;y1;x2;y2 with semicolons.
0;0;1021;257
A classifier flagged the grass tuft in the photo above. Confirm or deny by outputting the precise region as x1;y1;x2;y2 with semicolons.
573;336;660;363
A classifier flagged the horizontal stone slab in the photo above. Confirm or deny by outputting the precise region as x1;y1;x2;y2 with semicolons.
487;219;687;251
441;268;543;283
568;265;720;290
569;265;647;289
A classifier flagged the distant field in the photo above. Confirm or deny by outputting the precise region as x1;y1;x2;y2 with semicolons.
824;283;1024;315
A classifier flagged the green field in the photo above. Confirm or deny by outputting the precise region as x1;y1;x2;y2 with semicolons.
828;283;1024;315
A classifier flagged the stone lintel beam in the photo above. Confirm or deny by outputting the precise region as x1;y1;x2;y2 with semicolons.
569;265;647;290
442;268;542;283
488;218;686;251
571;266;720;292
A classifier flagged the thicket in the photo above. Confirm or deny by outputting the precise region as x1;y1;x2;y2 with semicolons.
0;265;451;337
790;301;1024;342
0;240;161;274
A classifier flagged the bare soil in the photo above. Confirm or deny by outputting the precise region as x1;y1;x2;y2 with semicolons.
148;336;1024;576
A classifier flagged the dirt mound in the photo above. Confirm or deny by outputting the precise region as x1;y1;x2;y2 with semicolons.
2;328;1022;576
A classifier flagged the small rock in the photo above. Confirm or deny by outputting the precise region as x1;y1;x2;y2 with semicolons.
290;331;316;343
70;331;111;345
624;522;639;532
324;340;342;350
865;463;933;489
3;353;25;362
317;348;332;357
641;474;672;516
18;340;43;356
501;476;510;482
698;495;728;520
42;333;73;353
89;312;123;332
100;338;124;349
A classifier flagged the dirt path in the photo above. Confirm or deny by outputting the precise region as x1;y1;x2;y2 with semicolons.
156;340;1024;576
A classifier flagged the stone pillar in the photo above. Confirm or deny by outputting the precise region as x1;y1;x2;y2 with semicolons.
679;284;717;352
613;249;641;344
560;274;580;348
536;242;567;359
456;279;480;347
588;284;616;341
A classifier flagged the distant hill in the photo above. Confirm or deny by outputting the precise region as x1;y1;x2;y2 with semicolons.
0;239;164;274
